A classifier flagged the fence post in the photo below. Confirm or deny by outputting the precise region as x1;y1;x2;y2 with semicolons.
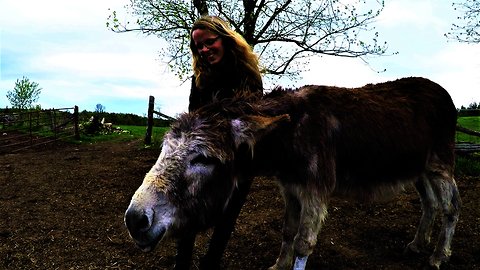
29;111;32;145
53;109;57;141
145;96;154;145
74;106;80;140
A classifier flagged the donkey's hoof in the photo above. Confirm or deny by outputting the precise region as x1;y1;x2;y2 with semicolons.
198;256;221;270
404;241;429;255
404;243;421;254
428;252;450;270
268;263;291;270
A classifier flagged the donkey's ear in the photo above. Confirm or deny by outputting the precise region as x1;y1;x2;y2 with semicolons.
231;114;290;149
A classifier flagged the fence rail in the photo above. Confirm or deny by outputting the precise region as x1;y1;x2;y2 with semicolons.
0;106;79;153
455;143;480;154
455;125;480;154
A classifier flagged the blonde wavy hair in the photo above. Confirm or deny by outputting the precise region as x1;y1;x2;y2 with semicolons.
190;16;262;93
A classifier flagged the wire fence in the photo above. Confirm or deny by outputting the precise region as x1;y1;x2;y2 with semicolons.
0;107;79;154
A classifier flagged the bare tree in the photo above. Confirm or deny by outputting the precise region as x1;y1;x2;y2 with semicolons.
446;0;480;43
107;0;388;79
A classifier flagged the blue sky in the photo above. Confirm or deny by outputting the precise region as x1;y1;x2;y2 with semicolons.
1;0;479;117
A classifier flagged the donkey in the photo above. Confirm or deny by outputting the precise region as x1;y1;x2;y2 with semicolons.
125;77;460;270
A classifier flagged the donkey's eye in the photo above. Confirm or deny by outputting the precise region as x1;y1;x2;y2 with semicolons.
190;155;218;166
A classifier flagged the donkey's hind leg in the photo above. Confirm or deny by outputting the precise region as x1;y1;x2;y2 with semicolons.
406;174;439;254
428;171;461;269
269;187;301;270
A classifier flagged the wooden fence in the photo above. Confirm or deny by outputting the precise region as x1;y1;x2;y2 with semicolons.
456;125;480;154
145;96;175;144
0;106;79;153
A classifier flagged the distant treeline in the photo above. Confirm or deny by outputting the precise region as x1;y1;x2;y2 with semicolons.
2;107;476;126
0;108;171;127
75;109;480;124
458;109;480;117
78;110;172;127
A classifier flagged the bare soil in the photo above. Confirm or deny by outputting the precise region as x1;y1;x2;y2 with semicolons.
1;140;479;269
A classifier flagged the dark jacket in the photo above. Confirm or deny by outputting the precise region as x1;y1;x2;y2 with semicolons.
188;74;262;112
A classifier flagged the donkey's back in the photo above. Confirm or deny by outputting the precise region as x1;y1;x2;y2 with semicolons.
252;77;459;269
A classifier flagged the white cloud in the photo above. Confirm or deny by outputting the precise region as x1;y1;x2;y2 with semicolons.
377;0;450;32
299;55;387;88
299;43;480;109
427;43;480;107
0;0;188;115
1;0;477;115
35;51;158;81
0;0;126;29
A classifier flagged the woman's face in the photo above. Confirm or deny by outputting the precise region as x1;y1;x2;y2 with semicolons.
192;29;225;66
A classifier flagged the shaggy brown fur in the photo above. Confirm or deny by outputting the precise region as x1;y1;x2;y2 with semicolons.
125;77;460;270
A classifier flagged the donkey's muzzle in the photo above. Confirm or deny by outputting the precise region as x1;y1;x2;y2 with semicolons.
124;206;165;251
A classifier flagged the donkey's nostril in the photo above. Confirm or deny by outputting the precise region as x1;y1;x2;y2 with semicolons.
125;208;153;233
137;214;150;232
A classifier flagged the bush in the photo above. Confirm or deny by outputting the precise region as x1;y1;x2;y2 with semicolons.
81;115;103;135
456;154;480;177
458;109;480;117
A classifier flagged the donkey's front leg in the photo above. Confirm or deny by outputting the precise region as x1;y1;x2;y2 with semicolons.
292;194;328;270
200;178;253;270
174;233;196;270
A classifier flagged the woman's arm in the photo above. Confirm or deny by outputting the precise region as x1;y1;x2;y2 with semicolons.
188;76;202;112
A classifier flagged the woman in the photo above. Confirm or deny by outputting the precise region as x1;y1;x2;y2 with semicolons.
189;15;263;111
173;15;263;270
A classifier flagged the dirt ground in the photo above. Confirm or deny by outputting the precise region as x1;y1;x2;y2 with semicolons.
0;139;479;270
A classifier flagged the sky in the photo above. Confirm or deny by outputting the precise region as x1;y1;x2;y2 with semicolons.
1;0;479;118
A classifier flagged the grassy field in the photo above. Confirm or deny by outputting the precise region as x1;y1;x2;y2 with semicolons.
455;116;480;176
122;125;169;146
119;125;169;144
75;125;169;145
457;116;480;143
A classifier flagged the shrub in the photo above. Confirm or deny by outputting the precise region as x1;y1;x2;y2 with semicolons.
455;154;480;177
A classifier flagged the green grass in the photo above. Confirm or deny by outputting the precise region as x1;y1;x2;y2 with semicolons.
455;154;480;176
456;116;480;143
455;116;480;176
72;125;169;145
120;125;169;145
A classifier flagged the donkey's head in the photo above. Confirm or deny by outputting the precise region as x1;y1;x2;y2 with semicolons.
124;110;289;251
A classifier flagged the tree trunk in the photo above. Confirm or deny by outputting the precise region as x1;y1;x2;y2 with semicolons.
193;0;208;16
